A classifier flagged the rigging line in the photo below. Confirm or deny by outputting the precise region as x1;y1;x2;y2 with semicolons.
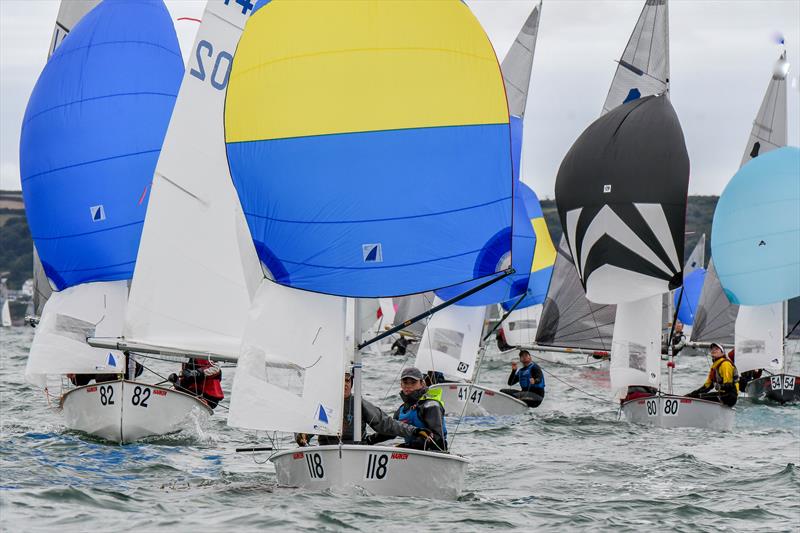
535;363;616;405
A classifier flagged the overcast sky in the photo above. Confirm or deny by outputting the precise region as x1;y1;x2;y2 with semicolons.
1;0;798;199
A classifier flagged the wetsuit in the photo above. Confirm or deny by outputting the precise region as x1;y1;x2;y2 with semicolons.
501;362;545;407
687;356;739;407
370;387;447;451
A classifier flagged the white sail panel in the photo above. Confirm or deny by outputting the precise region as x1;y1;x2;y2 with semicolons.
25;281;127;385
503;304;543;347
740;52;789;167
610;294;662;399
415;299;484;382
602;0;669;114
735;303;783;373
378;298;396;327
1;300;10;327
227;282;346;435
124;1;262;359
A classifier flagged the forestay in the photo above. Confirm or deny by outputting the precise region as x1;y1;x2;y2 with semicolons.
415;298;484;382
735;303;783;373
225;0;513;298
20;0;182;378
123;0;262;359
556;95;690;304
610;294;662;399
601;0;669;114
689;261;739;345
536;237;616;351
227;282;346;435
711;147;800;306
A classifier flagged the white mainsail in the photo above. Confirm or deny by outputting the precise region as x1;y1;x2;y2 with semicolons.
601;0;669;114
610;294;662;399
684;234;705;275
504;305;543;348
740;51;789;167
735;303;783;374
415;298;484;382
122;0;261;360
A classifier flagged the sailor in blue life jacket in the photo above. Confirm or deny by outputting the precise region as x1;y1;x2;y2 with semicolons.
295;371;424;447
500;350;545;408
367;367;447;452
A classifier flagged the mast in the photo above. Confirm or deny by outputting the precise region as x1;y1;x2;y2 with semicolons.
352;299;362;442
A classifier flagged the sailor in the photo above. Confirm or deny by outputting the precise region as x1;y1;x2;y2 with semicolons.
295;371;423;446
669;321;687;355
500;350;546;407
425;370;446;386
168;358;224;409
686;342;739;406
368;367;447;451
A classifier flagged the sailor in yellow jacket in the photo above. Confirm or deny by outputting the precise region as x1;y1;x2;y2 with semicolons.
686;342;739;407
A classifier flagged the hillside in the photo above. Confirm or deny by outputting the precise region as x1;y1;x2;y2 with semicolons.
0;192;719;289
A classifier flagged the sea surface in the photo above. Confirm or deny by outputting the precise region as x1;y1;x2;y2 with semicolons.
1;326;798;532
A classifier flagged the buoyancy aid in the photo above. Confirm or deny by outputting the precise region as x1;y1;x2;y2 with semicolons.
517;363;544;390
708;356;739;392
182;358;223;401
397;388;447;444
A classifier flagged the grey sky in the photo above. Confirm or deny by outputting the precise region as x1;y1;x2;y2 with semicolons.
1;0;798;199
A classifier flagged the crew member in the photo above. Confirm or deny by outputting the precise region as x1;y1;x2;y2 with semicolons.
368;367;447;451
295;371;424;446
686;342;739;406
500;350;546;408
669;321;687;356
168;358;224;409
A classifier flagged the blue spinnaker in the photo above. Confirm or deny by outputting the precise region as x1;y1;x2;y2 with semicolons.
674;267;706;326
20;0;183;291
712;147;800;305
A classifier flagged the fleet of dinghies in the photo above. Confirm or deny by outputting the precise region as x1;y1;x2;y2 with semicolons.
15;0;800;500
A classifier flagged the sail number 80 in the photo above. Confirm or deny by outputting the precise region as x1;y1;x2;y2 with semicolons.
646;398;679;416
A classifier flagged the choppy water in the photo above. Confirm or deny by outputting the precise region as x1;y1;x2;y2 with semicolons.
1;326;799;531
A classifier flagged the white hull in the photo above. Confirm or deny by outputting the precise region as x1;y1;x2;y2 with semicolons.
270;444;468;500
621;394;734;431
61;380;212;443
430;383;529;417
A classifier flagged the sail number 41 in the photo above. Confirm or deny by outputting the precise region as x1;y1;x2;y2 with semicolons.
457;386;483;405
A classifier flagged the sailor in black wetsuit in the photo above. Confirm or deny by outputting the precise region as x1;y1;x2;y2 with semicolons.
500;350;546;408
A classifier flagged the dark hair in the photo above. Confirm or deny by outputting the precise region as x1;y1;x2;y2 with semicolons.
519;350;531;358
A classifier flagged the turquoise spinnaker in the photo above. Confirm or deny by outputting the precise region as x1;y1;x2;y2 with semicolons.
711;146;800;305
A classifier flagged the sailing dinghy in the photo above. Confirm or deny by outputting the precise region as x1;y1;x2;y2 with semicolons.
714;50;800;405
20;0;205;443
224;0;515;499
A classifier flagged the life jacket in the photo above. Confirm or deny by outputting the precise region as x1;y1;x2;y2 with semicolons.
709;356;739;391
517;362;544;390
182;358;224;401
397;388;447;445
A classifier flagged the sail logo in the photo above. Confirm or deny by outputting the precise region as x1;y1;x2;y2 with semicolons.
603;185;612;193
107;353;116;367
313;404;330;431
362;243;383;263
90;205;106;222
457;362;470;374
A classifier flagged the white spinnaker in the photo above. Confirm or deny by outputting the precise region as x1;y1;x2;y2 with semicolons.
415;299;484;382
227;281;346;436
503;304;543;347
610;294;662;399
734;303;783;374
32;0;102;316
601;0;669;114
740;52;789;167
25;281;127;386
684;234;705;275
123;1;261;359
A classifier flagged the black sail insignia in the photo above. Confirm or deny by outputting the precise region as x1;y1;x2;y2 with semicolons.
555;95;689;305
